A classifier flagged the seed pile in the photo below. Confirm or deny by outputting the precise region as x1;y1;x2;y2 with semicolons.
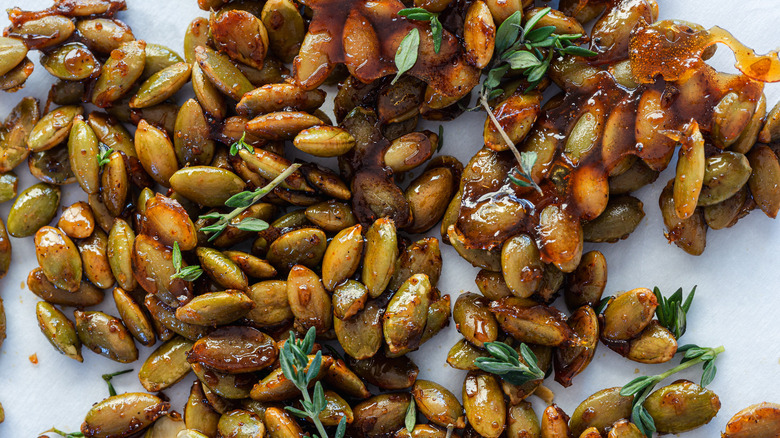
0;0;779;437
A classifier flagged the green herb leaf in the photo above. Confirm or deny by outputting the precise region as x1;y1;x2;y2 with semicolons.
654;286;696;339
475;340;544;386
102;369;133;396
172;241;183;271
560;45;598;57
335;416;347;438
97;145;114;167
397;7;434;21
522;7;552;37
229;132;254;156
430;16;443;53
405;397;417;432
234;218;270;232
505;50;542;70
524;25;557;44
392;28;420;85
494;11;523;55
436;125;444;152
170;241;203;281
225;190;258;209
42;429;85;438
595;296;612;314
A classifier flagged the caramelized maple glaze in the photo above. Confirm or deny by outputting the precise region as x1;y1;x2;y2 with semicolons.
455;14;774;270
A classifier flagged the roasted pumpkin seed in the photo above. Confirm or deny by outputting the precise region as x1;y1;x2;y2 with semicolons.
36;301;82;362
74;310;138;363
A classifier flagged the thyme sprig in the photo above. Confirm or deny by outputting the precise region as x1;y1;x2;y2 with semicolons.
474;341;545;386
398;7;443;53
229;132;254;156
654;286;696;339
97;144;113;167
102;368;133;396
41;428;84;438
280;327;347;438
170;241;203;282
620;344;724;436
198;163;301;241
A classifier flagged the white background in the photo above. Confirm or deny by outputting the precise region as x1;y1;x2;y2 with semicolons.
1;0;779;436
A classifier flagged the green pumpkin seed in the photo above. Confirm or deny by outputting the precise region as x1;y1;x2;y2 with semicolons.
185;380;221;436
583;195;645;243
390;237;443;290
237;148;312;192
184;17;209;63
191;362;256;400
224;251;276;279
569;387;634;436
602;288;658;341
28;145;76;185
261;0;305;63
673;122;706;219
134;119;179;187
304;201;356;233
188;326;277;373
0;56;32;91
244;280;292;327
301;165;351;200
7;182;60;237
144;294;210;341
748;145;780;218
176;290;254;326
133;234;194;307
139;336;194;392
421;294;451;344
712;91;755;148
41;42;100;81
78;228;114;289
237;83;325;118
246;111;324;141
332;280;368;320
87;112;137;158
113;287;155;347
198;248;249;290
704;186;749;230
27;267;105;307
0;37;28;76
28;105;82;152
36;301;82;362
405;167;455;234
447;337;490;369
35;226;82;292
250;355;333;402
722;402;780;438
322;224;364;291
352;393;411;438
565;250;607;311
490;297;576;346
293;126;355;157
287;264;332;335
453;292;498;348
92;40;147;108
463;371;506;438
142;193;197;250
169;166;246;208
362;217;398;298
660;179;708;255
265;407;306;438
143;43;184;78
448;225;502;271
384;273;432;356
210;9;269;69
192;63;227;120
107;218;137;291
75;310;138;363
217;409;266;437
173;99;215;166
0;219;9;279
643;380;720;434
507;401;540;438
0;172;17;203
325;358;372;399
554;305;598;387
76;18;135;54
100;151;128;217
132;62;191;108
267;228;327;272
413;380;465;429
624;320;678;364
195;46;254;100
68;115;101;194
731;93;765;154
501;234;543;298
540;404;571;438
335;301;383;360
606;419;644;438
316;390;354;427
82;393;169;438
145;415;185;438
475;269;513;301
538;204;583;273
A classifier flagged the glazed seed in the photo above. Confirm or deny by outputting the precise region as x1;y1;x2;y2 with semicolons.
538;204;583;273
67;116;101;194
10;15;75;49
541;404;571;438
146;415;185;437
0;219;9;279
0;56;32;91
112;287;155;347
352;393;412;438
246;111;324;141
475;269;513;301
36;301;82;362
413;380;466;428
390;237;443;290
0;37;28;76
131;62;192;108
565;250;607;310
35;226;82;292
7;183;60;237
169;166;245;208
421;294;452;344
142;194;197;250
139;337;194;392
197;248;249;292
722;402;780;438
143;43;184;78
41;43;100;80
191;362;255;400
78;228;114;289
463;371;506;438
92;40;147;108
237;83;325;118
569;387;634;436
748;145;780;218
238;148;312;192
294;126;356;157
606;419;644;438
176;290;255;326
385;132;434;172
490;297;576;346
101;151;128;217
673;121;705;219
188;326;277;373
583;195;645;243
0;172;17;204
217;410;266;437
195;46;254;101
332;280;368;320
57;201;95;239
553;305;598;387
184;17;209;64
602;288;658;341
335;301;383;360
82;393;169;438
304;201;357;233
134;120;179;187
174;99;215;166
287;264;333;335
453;292;498;347
76;18;135;54
74;310;138;363
405;167;456;234
322;224;364;291
698;151;751;206
624;320;678;364
108;219;137;291
384;273;432;355
660;179;707;255
501;234;543;298
464;0;496;69
361;218;398;298
28;105;82;152
265;407;307;438
192;63;227;120
446;338;489;370
250;354;334;402
185;380;220;436
507;401;541;438
267;228;327;272
133;234;194;308
643;380;720;434
87;112;137;158
704;186;749;230
27;267;105;308
261;0;305;62
144;294;209;341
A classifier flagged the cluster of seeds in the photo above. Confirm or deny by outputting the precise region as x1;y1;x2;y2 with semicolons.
0;0;779;437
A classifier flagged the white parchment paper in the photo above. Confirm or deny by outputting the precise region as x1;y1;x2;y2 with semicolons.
0;0;779;435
